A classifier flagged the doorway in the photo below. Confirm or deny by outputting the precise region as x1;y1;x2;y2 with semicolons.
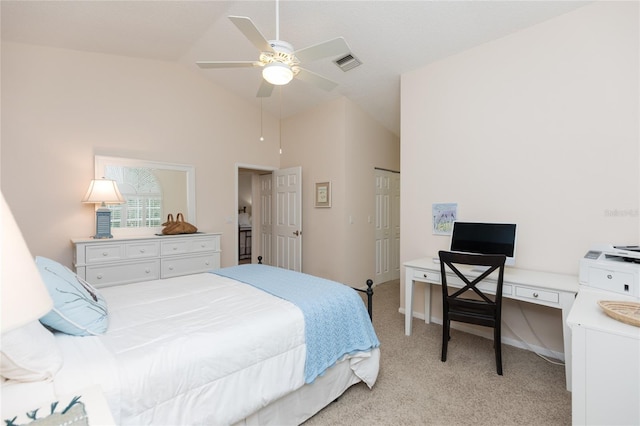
237;166;274;265
236;165;303;270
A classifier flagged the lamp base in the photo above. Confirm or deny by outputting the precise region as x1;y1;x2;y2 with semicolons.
93;208;113;239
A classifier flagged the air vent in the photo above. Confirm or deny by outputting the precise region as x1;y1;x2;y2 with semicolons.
334;53;362;72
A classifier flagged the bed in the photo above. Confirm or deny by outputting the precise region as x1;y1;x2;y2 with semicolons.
1;261;380;425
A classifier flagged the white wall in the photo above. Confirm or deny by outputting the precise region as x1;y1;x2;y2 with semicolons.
401;2;639;355
1;41;400;289
1;42;281;268
282;97;399;287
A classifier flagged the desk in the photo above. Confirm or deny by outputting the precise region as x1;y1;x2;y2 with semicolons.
404;257;578;390
567;288;640;425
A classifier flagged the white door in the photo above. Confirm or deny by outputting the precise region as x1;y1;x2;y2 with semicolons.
391;172;401;280
273;166;302;271
375;169;400;284
259;173;273;265
374;170;392;284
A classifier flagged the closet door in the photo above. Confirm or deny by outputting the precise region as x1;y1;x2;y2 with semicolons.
375;169;400;284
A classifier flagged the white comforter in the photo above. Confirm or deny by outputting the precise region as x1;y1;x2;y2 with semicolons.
43;272;377;425
57;273;306;425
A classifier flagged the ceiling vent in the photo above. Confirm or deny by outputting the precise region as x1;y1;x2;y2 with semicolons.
334;53;362;72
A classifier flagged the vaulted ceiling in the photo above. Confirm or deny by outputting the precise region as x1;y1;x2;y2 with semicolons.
1;1;588;136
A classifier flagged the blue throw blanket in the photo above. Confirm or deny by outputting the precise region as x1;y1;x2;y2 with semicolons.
212;264;380;383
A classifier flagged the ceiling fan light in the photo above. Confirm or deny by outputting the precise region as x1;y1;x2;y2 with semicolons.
262;62;293;86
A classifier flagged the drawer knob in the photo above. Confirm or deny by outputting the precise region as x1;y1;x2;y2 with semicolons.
140;249;146;253
423;274;428;278
607;274;613;280
533;293;539;298
97;274;103;280
173;247;178;251
145;268;151;273
201;243;206;248
169;266;174;270
205;261;210;266
102;252;108;256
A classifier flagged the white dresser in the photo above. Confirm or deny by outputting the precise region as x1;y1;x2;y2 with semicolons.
72;233;221;288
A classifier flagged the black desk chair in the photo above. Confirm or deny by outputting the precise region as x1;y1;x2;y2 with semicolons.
438;250;507;375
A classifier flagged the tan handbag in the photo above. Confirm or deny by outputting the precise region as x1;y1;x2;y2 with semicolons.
161;214;175;234
162;213;197;235
162;214;175;227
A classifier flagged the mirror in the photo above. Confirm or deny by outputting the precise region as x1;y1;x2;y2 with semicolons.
95;156;196;236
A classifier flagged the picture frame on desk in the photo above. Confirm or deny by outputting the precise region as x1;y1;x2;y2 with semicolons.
315;182;331;208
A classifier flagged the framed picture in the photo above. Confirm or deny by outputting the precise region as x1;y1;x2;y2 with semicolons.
432;202;457;235
315;181;331;208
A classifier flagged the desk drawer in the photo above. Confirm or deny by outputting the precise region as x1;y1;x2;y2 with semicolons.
515;286;559;304
413;269;441;283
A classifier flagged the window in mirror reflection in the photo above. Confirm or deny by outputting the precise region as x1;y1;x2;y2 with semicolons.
104;166;163;228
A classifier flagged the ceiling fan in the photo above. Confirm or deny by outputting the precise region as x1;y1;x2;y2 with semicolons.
196;1;351;98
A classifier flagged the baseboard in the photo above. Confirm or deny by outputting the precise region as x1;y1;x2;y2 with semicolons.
397;308;565;362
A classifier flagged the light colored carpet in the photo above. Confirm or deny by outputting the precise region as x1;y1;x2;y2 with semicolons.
303;279;571;425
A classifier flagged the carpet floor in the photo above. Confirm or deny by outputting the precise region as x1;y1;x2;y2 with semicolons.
303;279;571;425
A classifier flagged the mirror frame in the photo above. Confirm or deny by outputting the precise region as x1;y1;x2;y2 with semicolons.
95;155;196;236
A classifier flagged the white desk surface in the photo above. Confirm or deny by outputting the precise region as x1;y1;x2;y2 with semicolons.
404;257;579;294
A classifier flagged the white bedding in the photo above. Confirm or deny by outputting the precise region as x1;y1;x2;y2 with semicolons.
8;272;379;425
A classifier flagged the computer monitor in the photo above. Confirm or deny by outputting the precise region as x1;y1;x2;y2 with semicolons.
449;221;518;266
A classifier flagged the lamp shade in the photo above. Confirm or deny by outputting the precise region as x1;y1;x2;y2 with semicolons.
1;193;53;333
262;62;294;86
81;178;124;206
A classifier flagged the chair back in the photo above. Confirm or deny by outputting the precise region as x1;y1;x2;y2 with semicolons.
438;250;506;324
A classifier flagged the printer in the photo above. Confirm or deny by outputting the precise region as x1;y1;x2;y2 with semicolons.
579;244;640;298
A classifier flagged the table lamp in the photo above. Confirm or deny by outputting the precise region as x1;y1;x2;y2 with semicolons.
82;178;124;239
1;193;53;333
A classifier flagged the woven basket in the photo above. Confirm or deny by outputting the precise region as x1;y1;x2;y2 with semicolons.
598;300;640;327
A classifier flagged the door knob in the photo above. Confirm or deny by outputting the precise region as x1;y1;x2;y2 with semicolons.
293;230;300;236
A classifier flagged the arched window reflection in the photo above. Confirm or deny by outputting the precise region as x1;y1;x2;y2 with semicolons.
104;166;162;228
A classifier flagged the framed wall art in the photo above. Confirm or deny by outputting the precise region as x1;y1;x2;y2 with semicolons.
315;182;331;208
432;202;457;235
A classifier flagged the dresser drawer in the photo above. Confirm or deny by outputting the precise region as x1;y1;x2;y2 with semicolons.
161;235;219;256
125;241;160;259
85;259;160;287
189;236;219;253
515;286;559;304
85;244;124;264
161;253;219;278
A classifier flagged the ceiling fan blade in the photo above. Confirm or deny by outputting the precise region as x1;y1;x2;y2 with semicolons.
197;61;261;69
256;80;275;98
294;37;350;63
228;16;274;53
295;68;339;92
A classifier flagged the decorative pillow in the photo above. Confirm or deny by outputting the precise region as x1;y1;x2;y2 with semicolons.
0;320;62;382
35;256;108;336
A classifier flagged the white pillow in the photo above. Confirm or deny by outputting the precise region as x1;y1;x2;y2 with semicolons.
35;256;108;336
0;321;62;382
